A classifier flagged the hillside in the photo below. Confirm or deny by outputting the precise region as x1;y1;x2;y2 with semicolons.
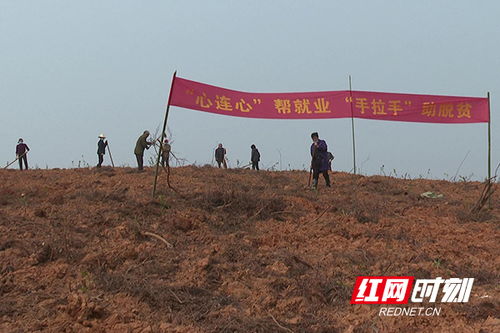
0;167;498;332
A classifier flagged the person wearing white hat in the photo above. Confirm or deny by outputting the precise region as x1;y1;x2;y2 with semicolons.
97;134;108;167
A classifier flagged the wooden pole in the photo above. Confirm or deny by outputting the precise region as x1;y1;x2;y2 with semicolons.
152;71;177;197
487;92;491;181
349;75;357;174
4;151;27;169
307;167;312;187
106;142;115;168
308;144;317;187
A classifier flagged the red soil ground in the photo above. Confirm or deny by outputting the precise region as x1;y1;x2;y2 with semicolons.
0;167;498;332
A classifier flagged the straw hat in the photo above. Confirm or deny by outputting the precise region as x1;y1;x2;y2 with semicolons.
98;134;106;138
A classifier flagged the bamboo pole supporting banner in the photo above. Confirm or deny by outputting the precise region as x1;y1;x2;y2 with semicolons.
349;75;357;174
487;92;491;181
153;71;177;197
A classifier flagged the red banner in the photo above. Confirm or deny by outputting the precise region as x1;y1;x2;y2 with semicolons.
170;77;489;123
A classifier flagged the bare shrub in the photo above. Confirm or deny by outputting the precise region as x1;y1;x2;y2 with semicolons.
456;207;494;223
197;189;288;230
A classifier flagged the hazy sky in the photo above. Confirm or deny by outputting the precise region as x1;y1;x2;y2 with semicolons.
1;0;498;179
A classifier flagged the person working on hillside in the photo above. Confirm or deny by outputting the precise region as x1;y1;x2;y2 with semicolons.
328;151;335;171
310;132;331;189
134;130;152;171
97;134;108;168
215;143;227;168
250;144;260;170
160;138;171;167
16;138;30;170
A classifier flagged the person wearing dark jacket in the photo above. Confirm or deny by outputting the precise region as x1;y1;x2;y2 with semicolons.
97;134;108;168
327;152;334;171
215;143;227;168
16;138;30;170
250;144;260;170
310;132;331;189
134;130;151;170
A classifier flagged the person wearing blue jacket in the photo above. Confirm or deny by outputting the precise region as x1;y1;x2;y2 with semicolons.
310;132;331;189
